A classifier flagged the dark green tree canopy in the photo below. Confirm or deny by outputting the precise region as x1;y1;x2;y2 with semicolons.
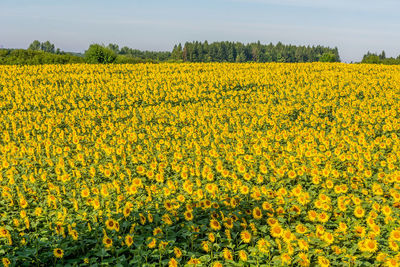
84;44;117;64
361;51;400;65
178;41;340;63
28;40;41;51
28;40;56;53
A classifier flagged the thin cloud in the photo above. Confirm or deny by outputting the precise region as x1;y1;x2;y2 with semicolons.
227;0;399;12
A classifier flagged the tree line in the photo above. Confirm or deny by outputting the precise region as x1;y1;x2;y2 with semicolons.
1;39;398;65
361;51;400;65
0;40;341;65
173;41;340;62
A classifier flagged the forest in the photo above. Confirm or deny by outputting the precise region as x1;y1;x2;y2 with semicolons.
0;40;398;65
0;40;339;65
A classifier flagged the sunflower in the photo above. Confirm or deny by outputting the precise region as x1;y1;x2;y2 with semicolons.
257;238;270;253
366;239;378;253
298;252;310;267
385;258;399;267
324;232;334;245
174;247;182;258
125;235;133;247
224;217;234;229
262;201;273;211
53;248;64;259
187;257;201;265
208;232;216;242
103;235;113;248
281;253;291;265
238;250;248;261
147;237;157;249
201;241;210;252
168;258;178;267
390;229;400;241
210;219;221;231
252;207;262;220
123;206;131;217
354;226;366;237
240;185;249;195
70;230;78;241
308;210;317;221
358;239;378;253
270;224;283;238
105;219;116;231
318;256;330;267
296;224;308;234
222;248;233;261
19;198;28;209
211;261;223;267
240;230;251;243
318;212;330;223
184;210;193;221
298;239;309;251
2;258;11;267
139;213;147;225
354;206;365;218
266;218;278;226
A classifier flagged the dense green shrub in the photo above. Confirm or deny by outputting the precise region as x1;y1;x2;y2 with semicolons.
84;44;117;64
0;49;84;65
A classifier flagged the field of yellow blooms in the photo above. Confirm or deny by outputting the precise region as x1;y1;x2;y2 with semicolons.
1;63;400;266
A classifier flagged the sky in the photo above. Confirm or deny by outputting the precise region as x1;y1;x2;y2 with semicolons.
1;0;399;62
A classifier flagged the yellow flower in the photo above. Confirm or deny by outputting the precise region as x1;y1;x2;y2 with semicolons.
210;219;221;231
184;210;193;221
257;238;270;253
318;212;329;223
147;237;157;249
296;224;308;234
201;241;210;252
187;257;201;265
238;250;248;261
211;261;223;267
252;207;262;220
240;230;251;243
222;248;233;261
53;248;64;259
385;258;399;267
208;232;216;243
125;235;134;247
103;235;113;248
270;224;283;238
354;206;365;218
318;256;330;267
174;247;182;258
358;238;378;253
390;228;400;241
2;258;11;267
105;219;116;231
168;258;178;267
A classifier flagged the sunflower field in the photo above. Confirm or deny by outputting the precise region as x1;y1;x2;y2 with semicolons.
1;63;400;266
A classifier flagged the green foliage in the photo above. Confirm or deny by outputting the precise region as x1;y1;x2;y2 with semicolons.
180;41;341;63
171;44;183;61
28;40;41;51
0;49;84;65
361;51;400;65
119;46;171;61
28;40;56;53
2;40;346;65
319;53;337;62
85;44;117;64
40;41;55;53
107;43;120;54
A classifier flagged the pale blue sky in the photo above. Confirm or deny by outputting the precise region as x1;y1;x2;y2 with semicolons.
1;0;399;62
